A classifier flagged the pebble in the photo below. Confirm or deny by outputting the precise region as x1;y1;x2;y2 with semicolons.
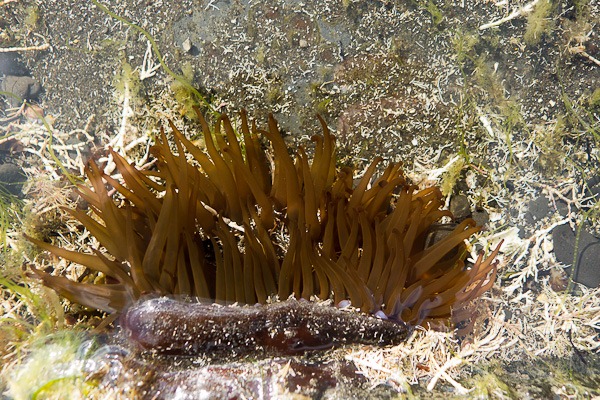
182;38;193;53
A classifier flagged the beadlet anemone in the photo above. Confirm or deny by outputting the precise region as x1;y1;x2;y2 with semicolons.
27;108;500;330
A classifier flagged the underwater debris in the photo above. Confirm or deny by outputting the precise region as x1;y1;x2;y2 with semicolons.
26;109;500;329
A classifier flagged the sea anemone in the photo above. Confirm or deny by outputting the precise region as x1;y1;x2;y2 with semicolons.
27;108;500;329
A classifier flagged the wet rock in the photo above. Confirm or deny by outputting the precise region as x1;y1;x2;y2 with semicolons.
0;163;26;197
0;53;29;76
553;223;600;288
524;196;551;226
472;207;490;228
1;75;42;107
514;195;553;236
551;179;600;289
584;176;600;201
450;194;471;221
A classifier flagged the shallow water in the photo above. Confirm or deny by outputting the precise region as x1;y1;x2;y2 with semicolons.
1;0;599;398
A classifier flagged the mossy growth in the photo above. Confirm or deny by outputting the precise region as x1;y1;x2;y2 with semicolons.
23;5;40;31
342;0;357;9
265;85;283;106
255;44;266;64
113;60;143;110
473;55;524;129
473;57;501;103
561;92;600;145
580;197;600;242
524;0;556;46
0;268;66;360
315;98;332;115
2;331;100;399
423;0;444;26
451;30;479;67
467;365;516;398
587;87;600;111
171;62;204;120
532;118;567;175
572;0;591;19
5;277;62;322
1;196;89;396
440;156;466;196
0;189;23;255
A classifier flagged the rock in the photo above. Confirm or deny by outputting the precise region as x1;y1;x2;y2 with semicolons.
472;207;490;227
0;163;26;197
1;75;42;107
523;196;551;227
182;38;193;53
450;194;471;221
0;53;29;76
553;223;600;288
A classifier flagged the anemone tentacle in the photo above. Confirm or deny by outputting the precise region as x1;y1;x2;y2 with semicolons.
28;109;500;328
